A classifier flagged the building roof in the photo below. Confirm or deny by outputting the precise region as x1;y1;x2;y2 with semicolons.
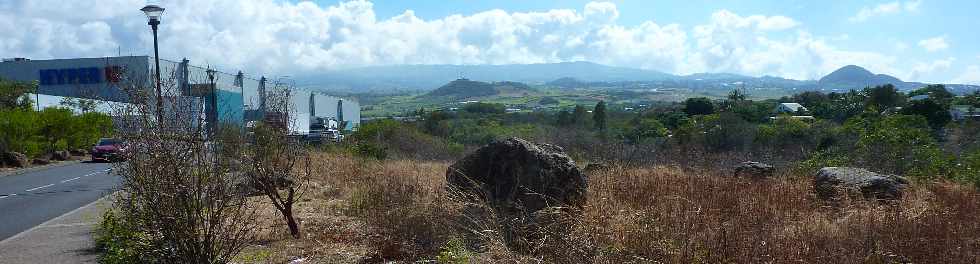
778;103;807;112
952;105;978;113
909;94;930;101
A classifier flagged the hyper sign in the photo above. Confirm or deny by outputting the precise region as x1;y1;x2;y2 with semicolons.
38;66;122;85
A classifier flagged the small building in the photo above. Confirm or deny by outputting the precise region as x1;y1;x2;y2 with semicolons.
909;94;929;101
775;103;808;114
950;105;980;121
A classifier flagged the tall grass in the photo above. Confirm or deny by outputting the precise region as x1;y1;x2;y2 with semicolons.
254;152;980;263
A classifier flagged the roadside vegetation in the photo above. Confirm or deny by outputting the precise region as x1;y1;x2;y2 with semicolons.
0;78;113;163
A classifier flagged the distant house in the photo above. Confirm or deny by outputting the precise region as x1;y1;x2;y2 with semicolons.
909;94;930;101
950;105;980;121
775;103;808;114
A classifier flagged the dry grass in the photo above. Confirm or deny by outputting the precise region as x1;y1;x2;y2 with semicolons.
240;153;980;263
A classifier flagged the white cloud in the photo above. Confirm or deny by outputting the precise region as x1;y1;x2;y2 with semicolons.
908;57;955;81
918;36;949;52
0;0;904;81
850;1;921;22
951;65;980;85
895;42;909;51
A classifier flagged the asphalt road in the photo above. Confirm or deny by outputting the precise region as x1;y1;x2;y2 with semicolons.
0;162;119;241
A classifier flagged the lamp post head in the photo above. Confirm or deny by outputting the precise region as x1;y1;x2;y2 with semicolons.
140;5;165;25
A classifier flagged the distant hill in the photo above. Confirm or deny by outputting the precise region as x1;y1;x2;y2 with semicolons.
546;77;587;88
818;65;904;89
425;79;531;99
296;61;673;92
295;61;980;95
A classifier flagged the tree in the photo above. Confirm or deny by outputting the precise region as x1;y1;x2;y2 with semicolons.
0;78;35;110
571;105;589;127
683;97;715;116
593;100;607;131
556;110;572;127
626;116;668;143
462;102;505;114
864;84;903;110
901;99;951;130
725;89;746;110
37;107;74;151
910;84;954;106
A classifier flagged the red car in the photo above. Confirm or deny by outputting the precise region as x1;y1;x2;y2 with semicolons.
91;138;127;162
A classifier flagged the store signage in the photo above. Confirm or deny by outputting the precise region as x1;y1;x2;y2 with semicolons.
39;66;122;85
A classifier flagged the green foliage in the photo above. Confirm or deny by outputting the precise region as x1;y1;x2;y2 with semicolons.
462;102;505;114
353;119;464;160
844;115;952;179
757;117;812;148
95;210;152;264
353;142;388;160
0;78;36;110
956;150;980;189
683;97;715;116
539;97;560;105
626;116;668;143
863;84;904;111
0;109;39;155
38;107;77;151
436;238;472;264
572;105;589;127
0;107;112;157
676;112;755;151
901;99;951;130
909;84;954;106
593;100;607;131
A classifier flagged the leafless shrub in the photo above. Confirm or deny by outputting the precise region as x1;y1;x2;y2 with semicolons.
108;66;257;263
242;82;310;239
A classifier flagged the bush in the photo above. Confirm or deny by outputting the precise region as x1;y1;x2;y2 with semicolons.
353;142;388;160
95;210;151;264
0;107;112;157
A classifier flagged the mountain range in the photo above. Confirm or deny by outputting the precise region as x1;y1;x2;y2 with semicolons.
296;61;980;95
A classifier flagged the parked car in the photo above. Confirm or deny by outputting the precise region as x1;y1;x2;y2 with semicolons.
91;138;127;162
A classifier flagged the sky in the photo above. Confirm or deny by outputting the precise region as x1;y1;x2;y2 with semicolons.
1;0;979;84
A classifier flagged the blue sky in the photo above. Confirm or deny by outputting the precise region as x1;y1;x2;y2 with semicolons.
2;0;979;84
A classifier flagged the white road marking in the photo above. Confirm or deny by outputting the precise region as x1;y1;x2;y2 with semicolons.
25;184;55;192
60;177;81;183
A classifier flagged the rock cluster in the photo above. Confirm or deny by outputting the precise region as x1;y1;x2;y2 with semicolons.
813;167;908;201
2;152;29;168
733;161;775;178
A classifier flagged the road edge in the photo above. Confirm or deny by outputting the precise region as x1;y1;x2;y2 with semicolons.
0;192;114;246
0;160;85;179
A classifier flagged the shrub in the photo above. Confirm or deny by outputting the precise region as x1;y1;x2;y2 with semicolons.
95;209;151;264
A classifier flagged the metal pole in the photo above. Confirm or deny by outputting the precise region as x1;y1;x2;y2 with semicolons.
150;20;163;125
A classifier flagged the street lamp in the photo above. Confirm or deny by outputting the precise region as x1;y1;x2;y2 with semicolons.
141;4;165;124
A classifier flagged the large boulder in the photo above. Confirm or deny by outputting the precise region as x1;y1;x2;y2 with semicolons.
52;150;71;161
813;167;908;201
2;152;30;168
733;161;775;178
446;138;587;248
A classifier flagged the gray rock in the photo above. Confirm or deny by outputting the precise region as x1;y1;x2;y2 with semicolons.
32;158;51;165
52;150;71;161
734;161;775;178
446;138;587;249
813;167;908;201
2;152;30;168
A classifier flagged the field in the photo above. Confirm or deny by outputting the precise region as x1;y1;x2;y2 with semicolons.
358;85;796;118
238;152;980;263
